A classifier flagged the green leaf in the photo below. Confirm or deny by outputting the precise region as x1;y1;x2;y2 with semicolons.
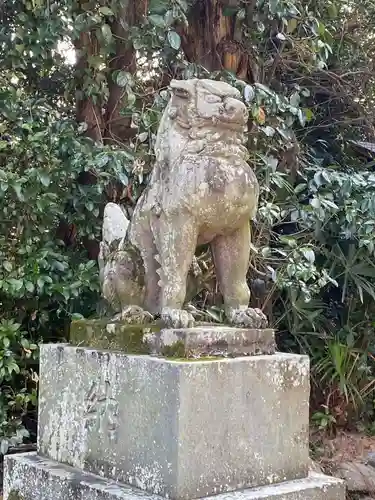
310;198;321;209
85;201;94;212
149;0;169;15
302;249;315;263
167;31;181;50
138;132;148;143
303;108;314;122
294;183;307;194
289;92;300;107
118;172;128;185
101;24;113;44
164;10;174;26
318;22;326;36
133;38;144;50
148;14;166;27
3;261;12;272
38;172;50;187
8;279;23;291
327;3;338;18
21;338;30;350
71;313;85;320
25;282;34;293
8;362;20;375
287;18;298;33
53;261;66;272
127;89;136;106
99;6;114;16
116;71;131;87
12;182;24;201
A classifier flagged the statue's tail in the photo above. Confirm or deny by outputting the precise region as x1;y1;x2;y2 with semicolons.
102;202;129;246
99;203;129;278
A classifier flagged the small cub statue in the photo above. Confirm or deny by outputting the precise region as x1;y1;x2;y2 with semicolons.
99;78;268;330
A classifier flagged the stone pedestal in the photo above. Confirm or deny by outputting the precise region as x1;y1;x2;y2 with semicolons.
3;323;345;500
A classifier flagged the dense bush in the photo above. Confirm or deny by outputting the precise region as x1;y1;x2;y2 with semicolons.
0;0;375;452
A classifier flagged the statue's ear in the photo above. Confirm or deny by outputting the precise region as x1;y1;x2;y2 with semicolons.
172;87;190;99
170;80;194;100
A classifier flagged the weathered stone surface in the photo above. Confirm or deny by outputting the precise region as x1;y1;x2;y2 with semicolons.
4;453;346;500
69;318;161;353
37;344;309;500
101;203;129;244
367;451;375;468
335;461;375;492
69;320;275;357
308;458;323;474
99;78;268;330
145;327;276;357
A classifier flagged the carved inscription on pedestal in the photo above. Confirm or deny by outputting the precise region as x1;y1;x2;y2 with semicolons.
83;379;119;442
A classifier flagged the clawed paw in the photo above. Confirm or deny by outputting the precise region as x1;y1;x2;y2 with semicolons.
161;308;195;329
228;307;268;329
115;305;154;324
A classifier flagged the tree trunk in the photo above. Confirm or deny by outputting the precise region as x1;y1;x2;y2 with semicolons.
74;0;147;145
75;29;104;143
180;0;258;81
103;0;148;144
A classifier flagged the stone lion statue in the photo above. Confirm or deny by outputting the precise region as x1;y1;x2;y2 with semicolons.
99;78;268;329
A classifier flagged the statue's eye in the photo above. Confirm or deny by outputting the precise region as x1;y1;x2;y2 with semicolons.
173;88;190;99
205;95;222;104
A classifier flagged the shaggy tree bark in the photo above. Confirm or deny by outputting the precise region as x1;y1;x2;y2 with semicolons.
103;1;148;144
180;0;258;81
74;0;147;145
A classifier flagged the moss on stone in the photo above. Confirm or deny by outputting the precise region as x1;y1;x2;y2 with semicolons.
8;490;24;500
167;356;225;362
69;318;162;354
161;340;186;358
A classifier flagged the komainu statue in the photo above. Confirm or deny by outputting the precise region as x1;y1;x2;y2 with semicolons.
99;78;268;329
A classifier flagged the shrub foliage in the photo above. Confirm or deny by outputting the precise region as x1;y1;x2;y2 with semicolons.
1;0;375;449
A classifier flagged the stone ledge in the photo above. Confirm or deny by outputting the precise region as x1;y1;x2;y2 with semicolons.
145;327;275;357
69;318;160;353
69;319;275;357
4;453;345;500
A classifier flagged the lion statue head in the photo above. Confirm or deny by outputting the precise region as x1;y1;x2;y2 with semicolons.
155;79;249;163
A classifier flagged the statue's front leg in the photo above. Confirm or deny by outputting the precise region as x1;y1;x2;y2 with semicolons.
152;214;197;329
114;305;153;324
211;222;268;329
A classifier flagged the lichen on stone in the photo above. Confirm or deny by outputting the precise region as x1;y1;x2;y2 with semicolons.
69;318;161;354
8;490;24;500
161;340;186;358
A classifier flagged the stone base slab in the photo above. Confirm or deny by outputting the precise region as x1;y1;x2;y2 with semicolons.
145;327;276;357
4;453;346;500
69;320;275;357
37;345;310;499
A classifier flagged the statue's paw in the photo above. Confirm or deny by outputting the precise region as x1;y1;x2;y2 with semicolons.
161;308;195;329
116;305;154;324
228;307;268;329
